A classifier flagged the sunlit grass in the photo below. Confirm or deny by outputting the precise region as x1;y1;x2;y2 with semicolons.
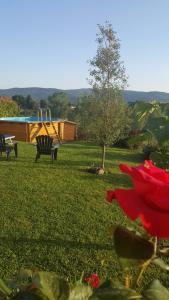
0;141;168;287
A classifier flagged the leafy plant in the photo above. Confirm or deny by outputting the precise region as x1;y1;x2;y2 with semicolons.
150;151;169;169
1;267;169;299
0;270;70;300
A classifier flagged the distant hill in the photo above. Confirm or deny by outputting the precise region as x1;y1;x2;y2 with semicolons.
0;87;92;103
0;87;169;103
0;87;62;100
123;90;169;103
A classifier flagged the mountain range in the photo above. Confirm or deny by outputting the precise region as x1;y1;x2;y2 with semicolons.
0;87;169;103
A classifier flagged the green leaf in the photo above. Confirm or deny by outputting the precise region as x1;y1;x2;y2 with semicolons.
18;268;33;280
143;279;169;300
89;286;141;299
69;284;93;300
113;226;154;268
98;279;123;290
0;293;7;300
32;271;69;300
5;279;22;290
11;289;48;300
153;257;169;270
0;278;12;296
159;247;169;256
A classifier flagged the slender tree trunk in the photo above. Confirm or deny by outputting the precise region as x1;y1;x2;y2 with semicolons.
101;144;106;169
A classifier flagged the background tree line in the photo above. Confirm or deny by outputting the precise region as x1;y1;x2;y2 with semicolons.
2;88;169;169
11;92;73;119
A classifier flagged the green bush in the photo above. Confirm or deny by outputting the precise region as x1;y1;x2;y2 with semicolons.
159;140;169;154
127;132;152;150
150;151;169;169
113;137;130;148
142;144;157;160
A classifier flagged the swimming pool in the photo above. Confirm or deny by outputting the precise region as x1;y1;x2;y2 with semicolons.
0;117;60;122
0;117;77;142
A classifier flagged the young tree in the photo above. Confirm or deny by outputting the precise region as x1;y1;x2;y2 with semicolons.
88;22;129;169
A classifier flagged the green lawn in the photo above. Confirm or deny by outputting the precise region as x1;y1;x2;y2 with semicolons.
0;141;168;287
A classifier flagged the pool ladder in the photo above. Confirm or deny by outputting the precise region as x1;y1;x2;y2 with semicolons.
37;108;51;122
37;108;61;143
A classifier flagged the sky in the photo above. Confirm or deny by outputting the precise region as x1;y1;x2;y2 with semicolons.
0;0;169;92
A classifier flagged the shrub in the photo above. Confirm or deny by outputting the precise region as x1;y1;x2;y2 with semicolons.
150;151;169;169
142;144;158;160
113;137;130;148
0;96;20;117
127;133;149;150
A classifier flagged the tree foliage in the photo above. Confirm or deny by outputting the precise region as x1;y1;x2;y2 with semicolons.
128;101;169;154
88;22;127;91
87;93;130;146
130;100;162;130
71;94;97;138
0;96;20;117
12;94;39;111
48;92;71;119
12;92;73;119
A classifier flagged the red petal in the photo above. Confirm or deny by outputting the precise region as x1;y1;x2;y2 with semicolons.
113;188;169;238
119;166;169;212
140;208;169;238
84;274;100;288
144;160;153;167
143;161;169;183
120;161;169;185
119;163;133;175
106;190;115;203
114;189;142;220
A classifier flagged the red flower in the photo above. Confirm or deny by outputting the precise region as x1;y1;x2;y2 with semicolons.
106;160;169;238
84;273;100;288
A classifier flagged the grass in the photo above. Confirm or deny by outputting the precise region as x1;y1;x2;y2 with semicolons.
0;141;169;288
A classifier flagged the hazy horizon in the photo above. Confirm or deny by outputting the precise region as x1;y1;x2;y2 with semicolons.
1;86;169;94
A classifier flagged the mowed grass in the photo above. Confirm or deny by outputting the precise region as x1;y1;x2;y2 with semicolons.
0;141;169;287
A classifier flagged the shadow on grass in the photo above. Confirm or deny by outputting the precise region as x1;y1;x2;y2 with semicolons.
62;141;101;150
79;170;132;187
0;141;143;168
0;237;112;251
0;159;58;169
0;158;97;169
106;150;143;164
0;156;17;162
0;159;136;188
